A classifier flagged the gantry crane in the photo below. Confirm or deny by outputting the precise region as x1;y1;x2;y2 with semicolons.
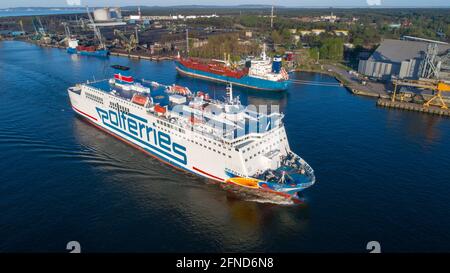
392;79;450;109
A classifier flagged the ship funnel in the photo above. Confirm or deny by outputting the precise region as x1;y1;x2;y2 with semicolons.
111;65;133;83
272;55;282;73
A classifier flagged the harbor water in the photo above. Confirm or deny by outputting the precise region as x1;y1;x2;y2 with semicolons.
1;41;450;252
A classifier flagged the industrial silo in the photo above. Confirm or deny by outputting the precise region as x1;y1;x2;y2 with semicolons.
93;8;111;22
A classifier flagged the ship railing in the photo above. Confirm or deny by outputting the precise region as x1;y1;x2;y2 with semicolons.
68;86;82;95
297;156;316;186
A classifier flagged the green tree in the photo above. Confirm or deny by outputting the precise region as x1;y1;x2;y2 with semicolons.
271;30;282;45
319;38;344;60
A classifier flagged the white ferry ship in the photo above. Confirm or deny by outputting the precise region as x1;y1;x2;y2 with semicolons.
68;66;315;201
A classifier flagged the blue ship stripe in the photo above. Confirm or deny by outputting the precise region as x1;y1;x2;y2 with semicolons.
102;121;187;165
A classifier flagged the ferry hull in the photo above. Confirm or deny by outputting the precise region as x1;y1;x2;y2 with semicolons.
176;62;289;91
71;103;311;201
67;75;313;203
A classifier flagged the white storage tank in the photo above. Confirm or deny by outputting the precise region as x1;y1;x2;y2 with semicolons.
93;8;111;22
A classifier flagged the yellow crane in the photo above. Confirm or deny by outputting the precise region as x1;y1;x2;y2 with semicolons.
114;29;137;53
392;79;450;109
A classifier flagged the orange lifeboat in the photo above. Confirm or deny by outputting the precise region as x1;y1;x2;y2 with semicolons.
226;177;260;189
154;104;166;114
131;94;148;106
168;84;191;95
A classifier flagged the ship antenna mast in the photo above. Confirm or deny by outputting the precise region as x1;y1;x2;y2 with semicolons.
262;43;267;61
186;28;189;56
226;83;233;103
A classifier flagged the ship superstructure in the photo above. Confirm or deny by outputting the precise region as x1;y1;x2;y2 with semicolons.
68;66;314;200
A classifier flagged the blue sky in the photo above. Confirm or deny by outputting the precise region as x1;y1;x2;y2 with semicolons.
1;0;449;8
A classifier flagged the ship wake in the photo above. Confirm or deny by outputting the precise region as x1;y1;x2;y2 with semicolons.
220;184;300;205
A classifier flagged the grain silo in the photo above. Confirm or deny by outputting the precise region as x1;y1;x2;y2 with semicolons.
93;8;111;22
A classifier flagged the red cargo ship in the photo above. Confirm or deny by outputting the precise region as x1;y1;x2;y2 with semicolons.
177;57;248;79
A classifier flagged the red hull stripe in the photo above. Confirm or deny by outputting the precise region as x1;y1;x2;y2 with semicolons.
193;167;224;181
72;106;98;121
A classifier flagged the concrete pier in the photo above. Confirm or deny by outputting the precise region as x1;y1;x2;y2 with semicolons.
109;51;173;61
377;98;450;117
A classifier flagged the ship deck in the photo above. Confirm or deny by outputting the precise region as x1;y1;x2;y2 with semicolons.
83;78;284;143
87;79;170;107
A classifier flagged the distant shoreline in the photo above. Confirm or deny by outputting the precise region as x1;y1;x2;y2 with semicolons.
0;9;85;18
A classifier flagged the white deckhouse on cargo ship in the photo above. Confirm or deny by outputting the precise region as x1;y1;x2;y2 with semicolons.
68;65;315;201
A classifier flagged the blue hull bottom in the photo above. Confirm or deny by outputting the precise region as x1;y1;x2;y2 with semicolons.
67;47;109;57
176;62;289;91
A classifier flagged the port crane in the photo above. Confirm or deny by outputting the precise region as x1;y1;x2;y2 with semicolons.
113;28;147;53
392;79;450;109
18;20;25;33
86;6;106;50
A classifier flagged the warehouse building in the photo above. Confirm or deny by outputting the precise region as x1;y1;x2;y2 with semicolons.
358;39;450;80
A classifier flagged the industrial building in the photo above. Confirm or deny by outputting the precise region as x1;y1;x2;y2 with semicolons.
93;7;122;22
358;38;450;81
90;7;126;27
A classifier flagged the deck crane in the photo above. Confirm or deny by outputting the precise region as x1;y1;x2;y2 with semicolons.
392;79;450;109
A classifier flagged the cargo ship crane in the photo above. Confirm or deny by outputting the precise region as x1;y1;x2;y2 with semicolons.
392;79;450;109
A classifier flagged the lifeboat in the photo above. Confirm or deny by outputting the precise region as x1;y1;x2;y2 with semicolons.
131;94;148;106
154;104;167;114
167;84;191;95
226;177;260;189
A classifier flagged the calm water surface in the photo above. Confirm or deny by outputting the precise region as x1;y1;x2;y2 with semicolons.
1;41;450;252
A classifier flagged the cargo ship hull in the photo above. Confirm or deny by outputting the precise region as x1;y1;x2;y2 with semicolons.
67;47;109;57
176;62;289;91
